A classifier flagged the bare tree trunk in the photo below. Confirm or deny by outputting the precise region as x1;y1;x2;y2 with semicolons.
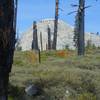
78;0;85;55
40;32;43;51
52;0;59;50
32;21;38;50
0;0;15;99
14;0;18;33
47;26;51;50
46;43;48;51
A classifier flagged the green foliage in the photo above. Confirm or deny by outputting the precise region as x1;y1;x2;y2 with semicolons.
77;92;96;100
86;40;92;49
73;13;79;48
9;49;100;100
86;40;97;50
8;84;24;100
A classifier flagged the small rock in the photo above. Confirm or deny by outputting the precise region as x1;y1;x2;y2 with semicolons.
25;84;40;96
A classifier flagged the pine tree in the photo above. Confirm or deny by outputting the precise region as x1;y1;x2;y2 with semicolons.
78;0;85;56
0;0;15;99
74;0;85;55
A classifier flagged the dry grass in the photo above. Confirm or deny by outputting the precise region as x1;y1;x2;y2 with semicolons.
9;49;100;100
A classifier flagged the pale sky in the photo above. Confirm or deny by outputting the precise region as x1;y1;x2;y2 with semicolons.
17;0;100;35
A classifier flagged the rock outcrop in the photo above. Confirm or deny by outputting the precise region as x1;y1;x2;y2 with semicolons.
19;19;100;51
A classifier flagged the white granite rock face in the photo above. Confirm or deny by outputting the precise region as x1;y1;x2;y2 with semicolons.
19;19;100;51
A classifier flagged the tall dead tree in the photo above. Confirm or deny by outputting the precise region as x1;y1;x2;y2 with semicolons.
73;0;97;55
32;21;38;50
0;0;15;99
40;32;43;51
52;0;59;50
14;0;18;34
47;26;51;50
77;0;85;55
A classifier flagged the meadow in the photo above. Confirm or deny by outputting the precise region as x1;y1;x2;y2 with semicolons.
9;49;100;100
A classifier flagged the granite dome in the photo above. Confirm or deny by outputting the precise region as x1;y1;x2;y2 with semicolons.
19;19;100;51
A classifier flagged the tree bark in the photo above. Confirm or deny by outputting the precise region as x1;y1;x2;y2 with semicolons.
78;0;85;55
48;26;51;50
52;0;59;50
32;21;39;50
40;32;43;51
0;0;15;99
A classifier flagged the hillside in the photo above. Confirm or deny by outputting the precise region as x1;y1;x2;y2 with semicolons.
9;49;100;100
19;19;100;51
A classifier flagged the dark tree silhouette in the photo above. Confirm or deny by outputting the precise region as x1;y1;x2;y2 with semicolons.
14;0;18;33
47;26;51;50
0;0;15;99
40;32;43;51
73;0;85;55
78;0;85;55
74;0;98;55
52;0;59;50
32;21;39;50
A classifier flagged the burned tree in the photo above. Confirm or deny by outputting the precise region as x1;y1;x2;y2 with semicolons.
52;0;59;50
32;21;39;50
47;26;51;50
73;0;85;55
77;0;85;55
14;0;18;33
40;32;43;51
0;0;15;99
73;0;97;55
